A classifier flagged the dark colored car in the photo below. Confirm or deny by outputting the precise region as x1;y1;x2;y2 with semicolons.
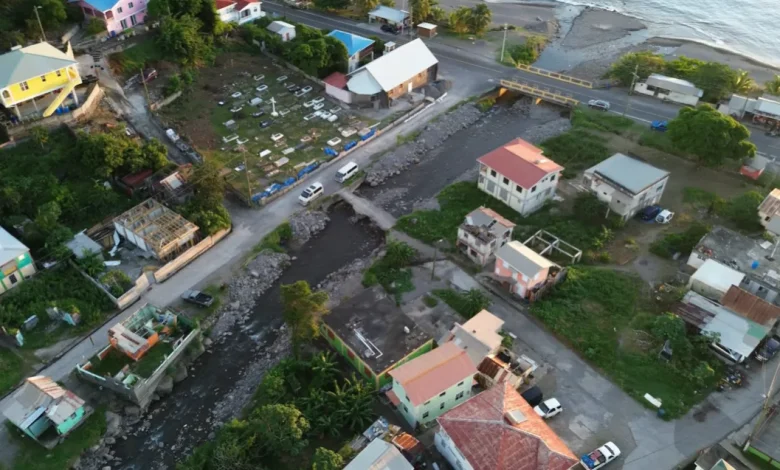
381;23;400;34
521;385;543;408
638;205;662;221
181;289;214;307
651;120;668;132
757;335;780;362
260;120;273;128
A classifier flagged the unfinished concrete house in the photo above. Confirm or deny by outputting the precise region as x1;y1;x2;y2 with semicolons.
113;199;198;260
77;304;201;408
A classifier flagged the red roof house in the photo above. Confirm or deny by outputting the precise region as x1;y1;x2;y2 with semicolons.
476;138;563;216
436;382;578;470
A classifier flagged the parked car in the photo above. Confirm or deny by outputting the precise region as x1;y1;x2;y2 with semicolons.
638;205;661;221
655;210;674;224
581;443;621;470
651;120;668;132
299;182;324;206
533;398;562;419
303;113;318;121
587;99;610;111
300;86;313;94
311;97;325;105
381;23;400;34
260;120;274;128
181;290;214;307
313;103;325;111
277;75;288;82
757;335;780;362
520;385;543;408
319;111;333;120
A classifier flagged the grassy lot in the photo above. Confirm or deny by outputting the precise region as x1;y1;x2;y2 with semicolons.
433;288;490;319
109;38;167;77
532;267;722;419
0;349;25;395
159;52;375;201
362;241;417;303
8;405;107;470
132;342;174;378
87;348;133;377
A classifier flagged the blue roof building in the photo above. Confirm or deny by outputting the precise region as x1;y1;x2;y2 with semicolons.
327;30;375;72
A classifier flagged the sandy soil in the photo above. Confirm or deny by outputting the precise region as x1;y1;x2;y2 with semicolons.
649;38;780;84
563;8;646;48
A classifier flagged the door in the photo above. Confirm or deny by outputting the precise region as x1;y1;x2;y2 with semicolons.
120;19;128;29
130;14;137;26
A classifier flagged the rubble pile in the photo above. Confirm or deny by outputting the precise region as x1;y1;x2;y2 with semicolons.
289;210;330;245
366;104;484;186
316;252;379;308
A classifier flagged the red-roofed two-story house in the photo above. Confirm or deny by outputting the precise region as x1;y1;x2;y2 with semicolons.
436;381;579;470
477;138;563;216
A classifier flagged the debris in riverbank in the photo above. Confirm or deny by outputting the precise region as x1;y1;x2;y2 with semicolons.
366;104;484;186
288;210;330;245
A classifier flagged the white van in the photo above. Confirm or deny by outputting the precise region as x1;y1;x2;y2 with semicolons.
335;162;358;183
299;182;324;206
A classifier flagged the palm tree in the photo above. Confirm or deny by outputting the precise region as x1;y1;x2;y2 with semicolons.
766;75;780;96
449;7;471;35
731;70;754;94
309;352;338;388
468;4;492;35
280;281;329;356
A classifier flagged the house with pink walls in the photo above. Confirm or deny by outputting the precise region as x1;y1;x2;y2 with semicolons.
77;0;147;36
494;240;559;299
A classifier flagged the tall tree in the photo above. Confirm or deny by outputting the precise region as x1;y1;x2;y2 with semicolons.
311;448;344;470
690;61;738;102
607;51;666;86
449;7;471;35
411;0;431;25
157;14;214;66
29;126;48;149
731;70;755;94
354;0;379;15
468;4;491;35
667;104;756;166
280;281;329;354
249;404;310;457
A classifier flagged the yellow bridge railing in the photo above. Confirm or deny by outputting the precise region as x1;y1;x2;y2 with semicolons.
499;80;580;108
515;64;593;88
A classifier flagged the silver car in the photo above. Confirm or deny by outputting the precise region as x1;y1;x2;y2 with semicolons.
587;99;610;111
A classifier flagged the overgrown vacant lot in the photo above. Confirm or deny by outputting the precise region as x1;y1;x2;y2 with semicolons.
159;52;375;200
532;267;723;419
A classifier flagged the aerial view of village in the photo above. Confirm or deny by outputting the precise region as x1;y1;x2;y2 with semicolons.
2;0;780;469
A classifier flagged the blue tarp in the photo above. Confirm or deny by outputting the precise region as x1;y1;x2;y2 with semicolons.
344;140;357;151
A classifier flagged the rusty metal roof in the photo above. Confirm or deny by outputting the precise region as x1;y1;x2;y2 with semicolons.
721;286;780;327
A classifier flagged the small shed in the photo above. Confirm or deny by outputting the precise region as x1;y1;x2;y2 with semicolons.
417;22;437;38
688;259;746;301
384;41;397;53
267;21;296;42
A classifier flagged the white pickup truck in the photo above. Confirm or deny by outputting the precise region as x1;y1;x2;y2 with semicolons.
580;442;621;470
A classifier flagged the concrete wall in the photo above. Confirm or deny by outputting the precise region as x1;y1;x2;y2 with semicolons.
150;91;182;111
153;227;231;282
61;25;81;44
584;171;667;221
494;257;549;298
325;84;353;104
71;260;148;309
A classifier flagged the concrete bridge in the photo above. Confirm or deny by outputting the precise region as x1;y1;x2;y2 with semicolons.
337;190;397;230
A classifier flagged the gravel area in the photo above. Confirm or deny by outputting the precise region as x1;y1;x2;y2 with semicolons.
316;250;380;309
288;210;330;245
209;250;291;338
366;104;484;186
522;118;572;144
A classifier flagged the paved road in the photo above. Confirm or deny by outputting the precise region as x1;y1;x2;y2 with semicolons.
263;2;780;158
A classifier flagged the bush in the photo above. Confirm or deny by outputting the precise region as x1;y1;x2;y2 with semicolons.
433;288;490;318
423;295;438;307
571;107;636;135
85;17;106;36
256;222;293;253
505;36;545;65
363;241;417;301
100;270;134;297
650;222;711;259
540;129;611;178
477;98;495;112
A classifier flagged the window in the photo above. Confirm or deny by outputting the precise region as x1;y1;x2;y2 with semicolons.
440;402;445;409
457;381;464;386
403;404;408;412
405;394;410;402
1;90;9;99
56;70;62;77
490;169;496;177
531;185;537;193
516;184;523;193
117;6;123;13
456;391;464;400
8;274;18;285
439;391;446;397
502;177;509;185
550;174;556;181
20;81;29;91
766;216;772;222
422;411;429;419
347;349;355;359
129;1;134;7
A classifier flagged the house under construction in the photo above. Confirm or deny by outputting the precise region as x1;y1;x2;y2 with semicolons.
113;199;198;260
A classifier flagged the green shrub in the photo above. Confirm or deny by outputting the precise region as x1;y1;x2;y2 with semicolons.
255;222;293;253
571;107;636;135
100;270;134;297
540;129;611;178
85;18;106;36
477;98;495;112
650;222;711;259
433;288;490;318
363;241;417;301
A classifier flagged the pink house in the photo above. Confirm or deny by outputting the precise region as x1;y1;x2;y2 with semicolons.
77;0;147;36
494;240;558;299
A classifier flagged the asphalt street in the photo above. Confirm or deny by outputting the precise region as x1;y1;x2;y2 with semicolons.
263;2;780;158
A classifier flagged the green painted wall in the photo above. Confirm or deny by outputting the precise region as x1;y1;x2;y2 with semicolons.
55;405;85;435
25;416;51;439
377;340;434;387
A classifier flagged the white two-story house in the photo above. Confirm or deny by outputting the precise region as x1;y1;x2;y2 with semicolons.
215;0;264;24
456;207;515;266
477;138;563;216
386;342;476;429
583;153;670;221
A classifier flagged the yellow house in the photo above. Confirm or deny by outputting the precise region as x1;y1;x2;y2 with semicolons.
0;42;82;119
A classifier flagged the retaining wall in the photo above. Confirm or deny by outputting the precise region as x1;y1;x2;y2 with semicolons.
153;227;231;282
7;84;105;137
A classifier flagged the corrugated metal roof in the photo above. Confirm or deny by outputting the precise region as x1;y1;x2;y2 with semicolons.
45;390;85;425
388;342;476;406
327;30;374;57
721;286;780;327
357;39;437;93
0;225;29;267
585;153;669;196
344;438;413;470
496;240;555;278
690;259;745;297
368;5;409;23
646;74;703;97
759;189;780;218
477;138;563;189
0;42;76;94
267;21;294;33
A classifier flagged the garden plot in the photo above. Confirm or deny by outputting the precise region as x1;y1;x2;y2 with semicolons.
159;53;375;201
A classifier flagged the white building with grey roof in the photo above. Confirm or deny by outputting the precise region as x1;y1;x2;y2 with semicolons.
583;153;670;221
634;73;704;106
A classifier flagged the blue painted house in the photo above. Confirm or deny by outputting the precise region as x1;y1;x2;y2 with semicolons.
0;226;35;296
3;376;88;447
327;30;375;73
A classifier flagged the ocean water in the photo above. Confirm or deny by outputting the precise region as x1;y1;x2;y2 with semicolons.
551;0;780;67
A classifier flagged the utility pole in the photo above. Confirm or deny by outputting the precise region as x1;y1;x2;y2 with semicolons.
140;67;151;107
244;158;253;202
745;359;780;449
430;239;443;280
500;23;508;63
623;64;640;117
34;6;47;42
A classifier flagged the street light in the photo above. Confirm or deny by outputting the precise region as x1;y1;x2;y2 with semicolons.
430;238;444;280
33;6;47;42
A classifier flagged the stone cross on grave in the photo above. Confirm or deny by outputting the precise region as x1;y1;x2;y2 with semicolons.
270;97;278;117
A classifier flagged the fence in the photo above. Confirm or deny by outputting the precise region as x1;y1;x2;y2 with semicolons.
499;80;579;108
153;227;232;282
150;91;182;111
71;260;150;309
515;64;593;88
